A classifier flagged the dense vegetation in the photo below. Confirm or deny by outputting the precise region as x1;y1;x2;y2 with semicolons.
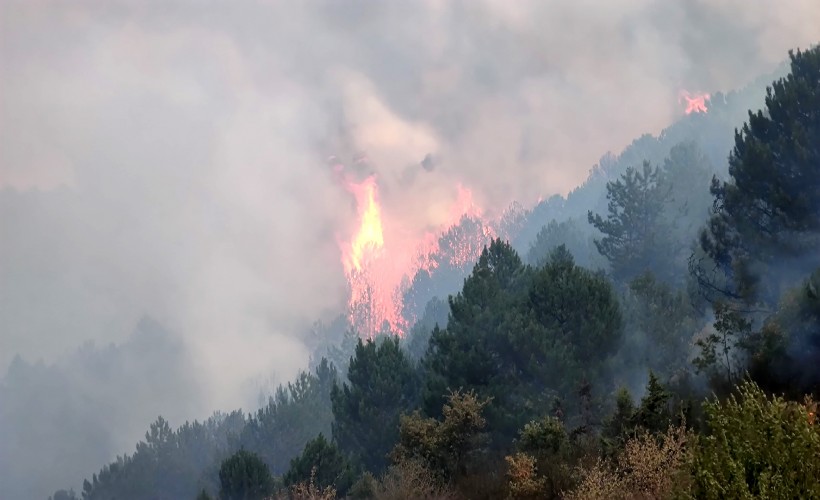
47;46;820;499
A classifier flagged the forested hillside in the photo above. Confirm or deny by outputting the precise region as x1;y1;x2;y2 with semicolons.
44;46;820;500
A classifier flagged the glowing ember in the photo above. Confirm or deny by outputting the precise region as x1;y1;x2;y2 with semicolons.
679;90;710;114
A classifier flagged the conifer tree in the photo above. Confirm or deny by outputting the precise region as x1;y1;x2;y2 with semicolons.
696;46;820;305
331;337;419;474
588;161;672;284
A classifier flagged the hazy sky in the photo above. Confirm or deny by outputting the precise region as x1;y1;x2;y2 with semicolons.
2;0;819;414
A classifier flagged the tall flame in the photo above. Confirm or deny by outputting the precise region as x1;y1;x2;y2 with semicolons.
679;90;710;114
337;170;496;338
342;176;384;274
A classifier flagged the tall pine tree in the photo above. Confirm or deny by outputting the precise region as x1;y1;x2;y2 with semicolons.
695;46;820;305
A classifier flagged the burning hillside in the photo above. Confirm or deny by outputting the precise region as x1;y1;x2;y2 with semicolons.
332;157;506;338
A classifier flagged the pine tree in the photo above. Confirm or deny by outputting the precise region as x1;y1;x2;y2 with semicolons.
331;337;419;474
218;450;275;500
633;372;672;434
601;387;637;456
588;161;672;284
283;434;354;495
696;46;820;305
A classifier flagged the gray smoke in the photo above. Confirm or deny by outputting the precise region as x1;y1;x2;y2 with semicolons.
1;1;818;498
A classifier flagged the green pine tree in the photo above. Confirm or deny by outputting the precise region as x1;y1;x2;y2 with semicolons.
331;336;419;474
588;161;673;284
696;46;820;305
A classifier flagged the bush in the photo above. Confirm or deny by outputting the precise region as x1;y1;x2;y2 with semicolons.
218;450;275;500
693;380;820;499
567;424;692;499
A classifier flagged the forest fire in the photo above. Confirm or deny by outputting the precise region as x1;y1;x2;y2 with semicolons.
679;90;710;114
341;176;384;275
337;167;495;338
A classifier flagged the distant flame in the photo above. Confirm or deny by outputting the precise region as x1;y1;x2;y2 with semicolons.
679;90;710;114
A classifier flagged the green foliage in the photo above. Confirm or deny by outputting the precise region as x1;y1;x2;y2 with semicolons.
588;161;673;284
513;415;576;497
283;433;354;496
218;450;275;500
529;245;623;365
697;46;820;304
392;390;490;482
600;373;673;459
424;240;622;445
693;380;820;498
81;412;246;500
517;416;568;458
588;142;714;289
423;239;535;439
239;359;337;475
79;362;336;499
633;372;672;434
331;336;419;474
601;387;636;456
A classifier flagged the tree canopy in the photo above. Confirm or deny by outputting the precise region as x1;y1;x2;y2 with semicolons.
331;336;419;474
696;46;820;305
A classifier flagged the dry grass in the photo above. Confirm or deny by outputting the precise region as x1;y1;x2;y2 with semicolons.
373;459;459;500
276;467;337;500
564;424;692;500
505;452;547;499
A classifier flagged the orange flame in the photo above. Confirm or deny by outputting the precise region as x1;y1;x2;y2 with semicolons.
337;171;495;338
342;176;384;274
679;90;710;114
339;174;401;338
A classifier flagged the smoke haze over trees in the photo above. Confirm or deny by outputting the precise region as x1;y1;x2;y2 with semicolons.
2;1;820;499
